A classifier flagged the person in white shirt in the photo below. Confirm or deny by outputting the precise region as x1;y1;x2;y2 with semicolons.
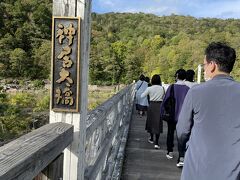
141;74;165;149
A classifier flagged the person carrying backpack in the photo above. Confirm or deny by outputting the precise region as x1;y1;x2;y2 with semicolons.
160;69;189;167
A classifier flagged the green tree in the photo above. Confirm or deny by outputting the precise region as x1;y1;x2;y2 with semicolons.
32;3;52;39
108;41;127;84
9;48;29;77
32;40;51;79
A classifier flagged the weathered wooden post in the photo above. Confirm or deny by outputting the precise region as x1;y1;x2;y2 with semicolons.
50;0;91;179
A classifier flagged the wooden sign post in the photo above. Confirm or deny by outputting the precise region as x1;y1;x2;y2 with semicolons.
50;0;91;179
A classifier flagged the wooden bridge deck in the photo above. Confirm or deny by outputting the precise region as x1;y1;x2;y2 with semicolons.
121;108;182;180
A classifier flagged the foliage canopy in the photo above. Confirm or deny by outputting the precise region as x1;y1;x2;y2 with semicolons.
1;1;240;83
90;13;240;84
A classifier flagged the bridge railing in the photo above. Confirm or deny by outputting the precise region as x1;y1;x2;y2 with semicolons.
0;122;73;180
0;84;135;180
84;84;135;180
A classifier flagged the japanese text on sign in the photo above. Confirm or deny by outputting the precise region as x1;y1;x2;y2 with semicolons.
51;17;80;112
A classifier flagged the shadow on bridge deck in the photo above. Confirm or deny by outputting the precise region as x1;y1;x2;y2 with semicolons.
121;108;182;180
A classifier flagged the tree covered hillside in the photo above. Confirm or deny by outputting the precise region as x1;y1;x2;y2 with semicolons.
0;0;52;79
0;1;240;84
91;12;240;84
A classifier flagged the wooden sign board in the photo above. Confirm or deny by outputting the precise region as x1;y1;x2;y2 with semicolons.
51;17;81;112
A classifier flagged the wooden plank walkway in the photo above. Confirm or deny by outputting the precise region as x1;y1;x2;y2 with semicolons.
121;108;182;180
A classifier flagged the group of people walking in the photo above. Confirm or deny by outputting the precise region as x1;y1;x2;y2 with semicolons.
135;69;196;166
135;42;240;180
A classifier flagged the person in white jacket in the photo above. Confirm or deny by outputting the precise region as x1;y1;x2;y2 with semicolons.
135;74;149;116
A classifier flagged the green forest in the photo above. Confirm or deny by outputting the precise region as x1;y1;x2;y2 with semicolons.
1;1;240;84
0;0;52;142
90;13;240;84
0;0;52;79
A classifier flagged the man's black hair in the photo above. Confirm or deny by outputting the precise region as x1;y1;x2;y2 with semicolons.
145;76;150;83
139;74;145;81
186;69;195;82
175;69;186;80
205;42;236;73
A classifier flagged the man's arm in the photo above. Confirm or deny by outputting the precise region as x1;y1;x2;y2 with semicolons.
141;86;150;97
176;89;194;144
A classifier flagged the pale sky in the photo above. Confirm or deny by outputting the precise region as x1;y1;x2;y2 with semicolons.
92;0;240;19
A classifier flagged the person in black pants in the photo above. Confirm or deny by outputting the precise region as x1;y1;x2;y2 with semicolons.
166;121;176;157
160;69;189;167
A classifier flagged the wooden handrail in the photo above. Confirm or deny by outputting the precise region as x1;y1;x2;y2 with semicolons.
0;122;73;180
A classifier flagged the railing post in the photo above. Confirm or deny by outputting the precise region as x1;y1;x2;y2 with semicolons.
35;153;64;180
50;0;92;179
